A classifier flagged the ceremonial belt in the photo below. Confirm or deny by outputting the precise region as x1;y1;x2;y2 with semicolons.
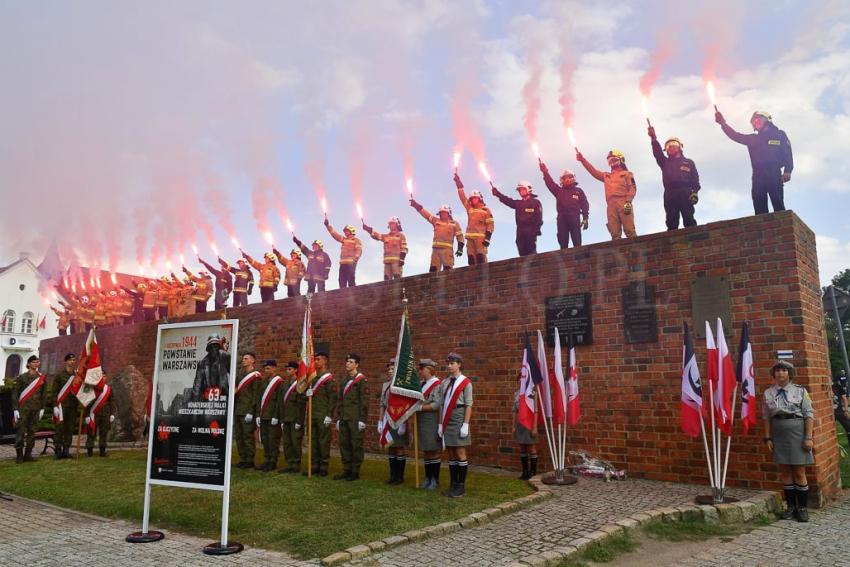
19;373;45;406
283;380;298;404
260;376;283;416
439;375;470;432
259;281;277;288
421;377;441;398
88;385;111;433
312;372;333;394
236;371;261;396
343;373;365;396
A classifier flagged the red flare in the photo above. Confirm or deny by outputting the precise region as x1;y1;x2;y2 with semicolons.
191;244;198;255
165;260;173;271
179;254;185;266
453;150;462;170
210;243;219;257
531;142;541;160
567;127;578;149
641;95;651;126
321;197;328;214
286;218;294;233
230;236;240;250
406;178;414;195
478;161;491;183
264;231;274;246
110;273;117;285
356;203;364;220
706;80;717;109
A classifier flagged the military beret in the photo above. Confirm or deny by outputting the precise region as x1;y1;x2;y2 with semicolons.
27;355;39;363
315;351;329;358
286;361;299;370
263;359;277;367
347;352;361;364
64;353;77;361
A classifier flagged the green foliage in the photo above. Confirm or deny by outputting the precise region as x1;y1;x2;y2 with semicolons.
837;422;850;489
824;270;850;378
0;450;531;558
580;533;637;562
645;517;771;542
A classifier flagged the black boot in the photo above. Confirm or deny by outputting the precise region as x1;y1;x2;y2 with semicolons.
444;461;458;497
519;454;529;480
452;461;468;498
529;455;538;478
385;456;397;485
431;460;441;489
333;470;351;480
391;458;406;485
796;485;809;522
87;448;94;458
23;448;34;462
782;485;796;520
15;448;23;464
99;447;107;457
54;445;63;460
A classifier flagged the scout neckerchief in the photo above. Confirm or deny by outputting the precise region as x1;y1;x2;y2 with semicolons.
343;372;365;396
235;370;261;396
260;375;283;416
440;373;470;433
88;384;111;434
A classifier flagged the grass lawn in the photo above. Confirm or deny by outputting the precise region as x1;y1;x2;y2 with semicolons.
0;450;530;558
836;423;850;489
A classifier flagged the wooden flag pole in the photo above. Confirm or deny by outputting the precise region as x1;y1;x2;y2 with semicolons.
76;406;85;456
413;413;420;488
307;397;312;478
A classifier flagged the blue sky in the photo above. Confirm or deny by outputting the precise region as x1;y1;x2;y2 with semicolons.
1;1;848;296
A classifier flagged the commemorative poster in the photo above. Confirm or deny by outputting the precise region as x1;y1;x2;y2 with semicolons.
146;320;239;490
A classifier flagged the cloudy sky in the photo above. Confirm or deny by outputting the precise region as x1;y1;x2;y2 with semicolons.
1;0;848;295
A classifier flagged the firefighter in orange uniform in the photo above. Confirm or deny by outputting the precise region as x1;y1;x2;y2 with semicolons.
220;257;254;307
118;289;135;325
324;219;362;288
50;305;70;335
409;199;464;272
182;267;214;313
290;237;332;293
577;149;637;240
273;248;306;297
362;217;408;280
454;173;494;265
242;251;281;303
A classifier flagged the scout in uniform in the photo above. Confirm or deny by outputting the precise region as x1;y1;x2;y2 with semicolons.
234;353;262;469
416;359;442;489
335;353;368;480
51;353;81;459
363;217;408;280
577;149;637;240
305;351;337;476
243;251;281;303
256;360;284;471
182;266;214;312
274;248;306;298
491;180;544;256
220;257;254;307
408;199;464;272
380;358;409;485
539;162;590;248
291;236;331;293
514;386;539;480
440;352;473;497
85;377;116;457
454;173;495;265
12;355;47;463
198;256;233;310
279;361;306;473
324;219;362;288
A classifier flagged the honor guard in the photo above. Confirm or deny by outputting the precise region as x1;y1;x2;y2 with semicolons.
335;353;368;480
324;219;363;288
362;217;408;280
409;199;464;272
539;162;590;248
182;266;214;313
234;353;262;469
577;149;638;240
84;377;116;457
50;353;81;459
648;127;700;230
274;248;306;297
380;358;409;485
491;181;544;256
716;110;793;215
454;173;495;265
290;236;331;293
243;251;281;303
198;256;233;310
257;360;285;472
12;355;47;463
305;351;337;476
220;257;253;307
440;352;473;497
279;361;307;473
416;359;442;489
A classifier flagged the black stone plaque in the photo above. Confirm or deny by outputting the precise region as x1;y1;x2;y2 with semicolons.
690;276;732;338
622;281;657;344
545;293;592;346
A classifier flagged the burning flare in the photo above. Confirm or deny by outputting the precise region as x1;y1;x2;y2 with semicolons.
211;243;219;257
356;203;364;220
406;178;414;195
478;161;491;183
321;197;328;214
286;218;294;233
453;150;462;170
191;243;198;255
165;260;173;271
110;273;117;285
264;231;274;246
641;95;651;125
567;127;578;150
531;142;541;160
706;80;717;110
179;253;185;266
230;236;240;250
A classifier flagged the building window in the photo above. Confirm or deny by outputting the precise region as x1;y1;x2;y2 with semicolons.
2;310;14;333
21;311;34;335
4;354;22;378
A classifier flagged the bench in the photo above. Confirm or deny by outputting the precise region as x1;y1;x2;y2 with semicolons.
0;430;56;455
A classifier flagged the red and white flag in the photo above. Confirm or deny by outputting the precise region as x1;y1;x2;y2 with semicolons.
680;322;704;438
39;315;47;330
74;329;104;406
550;328;567;426
517;335;539;431
714;318;736;435
566;335;581;426
536;330;552;425
297;300;316;388
736;321;756;434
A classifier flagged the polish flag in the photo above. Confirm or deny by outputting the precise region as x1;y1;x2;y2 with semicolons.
549;328;567;426
518;334;543;431
536;330;552;426
714;318;737;435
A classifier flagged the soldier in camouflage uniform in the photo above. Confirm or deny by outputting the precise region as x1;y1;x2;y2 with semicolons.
334;353;368;481
256;360;284;471
305;351;337;476
84;377;116;457
234;353;262;469
279;361;306;473
12;355;47;463
50;353;81;459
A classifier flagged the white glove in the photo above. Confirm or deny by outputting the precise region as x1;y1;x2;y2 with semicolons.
14;410;20;421
336;420;340;429
271;418;279;426
53;407;60;419
398;422;406;435
323;416;332;427
377;419;384;434
305;388;313;397
255;417;261;426
245;413;254;423
357;421;366;432
437;423;443;437
460;423;469;438
38;409;44;420
110;415;115;423
295;422;302;430
85;416;91;425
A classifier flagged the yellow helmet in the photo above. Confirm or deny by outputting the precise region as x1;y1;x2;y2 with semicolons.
290;248;302;258
607;149;625;160
312;239;324;249
343;224;356;234
751;110;772;123
264;252;276;262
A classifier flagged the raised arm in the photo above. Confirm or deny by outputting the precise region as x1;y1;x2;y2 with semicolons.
577;153;605;182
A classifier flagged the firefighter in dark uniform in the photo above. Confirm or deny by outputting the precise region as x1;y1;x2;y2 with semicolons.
198;255;233;310
305;351;337;476
335;353;368;480
220;257;253;307
491;180;544;256
539;162;589;248
12;355;47;463
279;361;306;473
288;236;332;293
50;353;81;459
716;110;793;215
647;127;700;229
243;251;281;303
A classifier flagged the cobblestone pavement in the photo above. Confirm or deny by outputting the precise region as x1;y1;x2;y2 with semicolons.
344;478;758;567
676;494;850;567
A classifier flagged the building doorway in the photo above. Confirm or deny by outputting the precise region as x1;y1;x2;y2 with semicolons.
4;354;22;378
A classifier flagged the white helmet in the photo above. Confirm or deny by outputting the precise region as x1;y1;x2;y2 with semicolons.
469;191;484;200
516;180;533;192
438;204;452;214
560;169;575;178
388;216;400;225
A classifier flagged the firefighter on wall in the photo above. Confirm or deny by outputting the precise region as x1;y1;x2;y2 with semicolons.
272;248;306;297
289;236;332;293
182;266;214;312
577;149;637;240
409;199;464;272
220;256;254;307
198;255;233;310
454;173;494;265
362;217;408;280
647;126;700;230
539;162;590;248
323;219;362;288
242;250;281;303
491;180;544;256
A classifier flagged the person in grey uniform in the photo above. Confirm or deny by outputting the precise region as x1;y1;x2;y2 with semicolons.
514;388;539;480
381;358;409;485
416;359;442;489
763;360;814;522
439;352;473;497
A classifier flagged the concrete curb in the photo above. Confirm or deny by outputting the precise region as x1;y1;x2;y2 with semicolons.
510;490;781;566
320;474;554;566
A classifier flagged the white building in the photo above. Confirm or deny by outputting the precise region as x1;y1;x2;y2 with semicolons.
1;248;66;381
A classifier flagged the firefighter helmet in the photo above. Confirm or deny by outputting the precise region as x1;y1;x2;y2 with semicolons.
469;190;484;200
751;110;772;123
560;169;576;178
516;180;533;192
264;252;276;262
439;204;452;214
388;216;401;226
312;239;324;249
343;224;356;234
664;137;683;150
607;149;625;161
291;248;302;258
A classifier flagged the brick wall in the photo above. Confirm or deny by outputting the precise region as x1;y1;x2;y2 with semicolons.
40;211;839;503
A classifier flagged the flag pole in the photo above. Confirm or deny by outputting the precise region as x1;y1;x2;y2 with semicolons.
699;414;715;489
76;405;84;456
537;391;558;473
307;397;312;478
413;413;420;488
720;385;739;491
707;367;718;495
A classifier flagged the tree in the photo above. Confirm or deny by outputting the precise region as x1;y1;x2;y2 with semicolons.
825;270;850;378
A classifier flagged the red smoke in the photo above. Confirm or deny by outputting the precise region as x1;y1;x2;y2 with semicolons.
251;177;272;234
202;175;236;238
450;75;486;163
558;43;577;128
347;111;374;206
639;35;674;95
304;138;327;208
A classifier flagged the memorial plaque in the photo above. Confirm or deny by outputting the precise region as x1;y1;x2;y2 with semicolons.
691;276;732;338
545;293;593;346
622;281;657;343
